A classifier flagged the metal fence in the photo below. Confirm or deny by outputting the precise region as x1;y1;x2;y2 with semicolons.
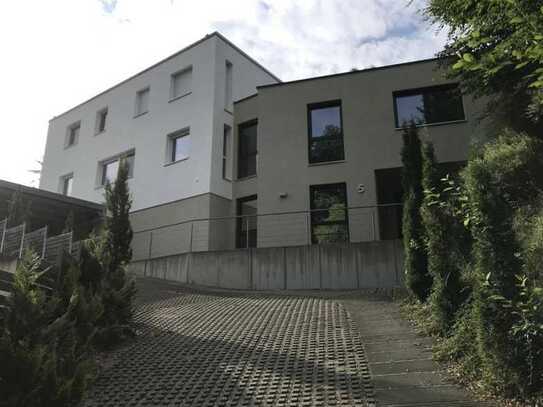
132;203;403;262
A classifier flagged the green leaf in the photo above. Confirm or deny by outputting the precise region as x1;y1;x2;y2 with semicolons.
463;53;474;63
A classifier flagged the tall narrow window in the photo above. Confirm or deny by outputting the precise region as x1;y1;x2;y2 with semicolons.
393;84;465;128
238;119;257;178
167;128;190;163
61;174;73;196
96;108;108;134
236;195;257;248
135;87;150;116
222;125;232;180
66;121;80;148
170;67;192;100
224;61;233;110
310;183;349;244
308;100;344;164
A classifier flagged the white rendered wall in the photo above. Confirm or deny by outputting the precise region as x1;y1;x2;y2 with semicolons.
40;34;279;212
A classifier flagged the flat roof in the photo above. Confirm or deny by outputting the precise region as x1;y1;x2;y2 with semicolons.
50;32;281;121
256;57;439;90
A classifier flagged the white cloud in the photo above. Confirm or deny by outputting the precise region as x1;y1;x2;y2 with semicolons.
0;0;445;187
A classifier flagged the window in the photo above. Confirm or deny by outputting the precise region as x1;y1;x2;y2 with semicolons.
308;100;345;164
238;119;257;178
170;67;192;100
310;183;349;244
393;84;465;128
99;151;135;186
95;108;108;134
60;174;73;196
224;61;233;110
167;128;190;163
65;122;80;148
222;125;232;180
236;195;257;248
135;87;149;116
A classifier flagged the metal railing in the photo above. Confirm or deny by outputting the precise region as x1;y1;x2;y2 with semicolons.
131;203;402;262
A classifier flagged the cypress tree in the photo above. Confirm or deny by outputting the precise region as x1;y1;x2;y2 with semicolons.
401;123;431;302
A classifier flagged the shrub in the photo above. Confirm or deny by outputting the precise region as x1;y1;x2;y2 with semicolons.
401;123;431;302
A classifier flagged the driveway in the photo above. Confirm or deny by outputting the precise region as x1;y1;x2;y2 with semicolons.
83;278;486;407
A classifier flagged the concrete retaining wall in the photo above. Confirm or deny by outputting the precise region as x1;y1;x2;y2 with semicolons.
129;240;404;290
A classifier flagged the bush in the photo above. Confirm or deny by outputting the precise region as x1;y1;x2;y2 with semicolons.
422;142;471;334
401;123;431;302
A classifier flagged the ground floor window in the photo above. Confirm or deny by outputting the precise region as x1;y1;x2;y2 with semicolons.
310;183;349;244
236;195;257;248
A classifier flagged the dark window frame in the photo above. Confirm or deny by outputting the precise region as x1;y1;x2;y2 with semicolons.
222;125;232;181
62;174;73;196
237;119;258;179
66;122;80;147
236;194;257;248
100;150;135;186
309;182;349;244
169;129;190;163
392;84;465;128
307;99;345;164
96;108;108;134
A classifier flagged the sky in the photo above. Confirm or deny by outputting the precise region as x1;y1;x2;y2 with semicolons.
0;0;447;187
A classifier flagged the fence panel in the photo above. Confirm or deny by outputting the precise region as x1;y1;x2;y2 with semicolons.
2;224;25;258
43;232;72;267
22;226;47;258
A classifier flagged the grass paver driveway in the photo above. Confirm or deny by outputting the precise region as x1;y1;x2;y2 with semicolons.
83;279;375;407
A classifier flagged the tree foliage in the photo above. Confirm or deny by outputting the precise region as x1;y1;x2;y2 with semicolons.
425;0;543;134
401;123;432;302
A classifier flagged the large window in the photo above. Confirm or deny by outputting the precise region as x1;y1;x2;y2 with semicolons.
170;67;192;101
310;183;349;244
236;195;257;248
167;128;190;163
393;84;465;128
308;100;345;164
238;119;257;178
100;151;135;186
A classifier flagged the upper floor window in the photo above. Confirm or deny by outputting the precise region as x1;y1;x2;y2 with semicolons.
95;107;108;134
223;125;232;180
65;121;80;148
393;84;465;128
238;119;257;179
170;67;192;101
167;128;190;163
135;87;150;117
308;100;345;164
224;61;233;110
60;173;73;196
100;150;135;186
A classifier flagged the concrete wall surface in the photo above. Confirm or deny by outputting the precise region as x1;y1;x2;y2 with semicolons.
129;239;404;290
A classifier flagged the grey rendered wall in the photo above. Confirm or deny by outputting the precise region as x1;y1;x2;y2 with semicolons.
130;239;404;290
233;60;487;248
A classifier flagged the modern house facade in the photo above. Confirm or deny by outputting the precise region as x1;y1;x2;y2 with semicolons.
40;32;484;263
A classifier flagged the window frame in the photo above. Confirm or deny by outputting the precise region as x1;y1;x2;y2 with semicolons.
65;121;80;148
60;173;74;196
167;128;190;164
98;150;135;187
134;87;150;117
222;124;232;181
237;119;258;179
392;83;466;129
309;182;350;244
95;107;108;135
307;99;345;164
169;66;193;102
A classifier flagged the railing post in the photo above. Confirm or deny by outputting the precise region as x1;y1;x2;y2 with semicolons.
0;219;6;254
42;226;48;259
148;231;153;260
306;212;312;246
18;222;26;259
189;222;194;253
371;210;376;241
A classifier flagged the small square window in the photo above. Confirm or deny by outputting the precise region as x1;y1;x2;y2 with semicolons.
60;174;73;196
101;159;119;185
66;122;80;148
99;151;135;186
135;88;149;116
170;67;192;100
168;129;190;163
95;108;108;134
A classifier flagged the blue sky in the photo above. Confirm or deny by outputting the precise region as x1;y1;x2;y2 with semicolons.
0;0;446;187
